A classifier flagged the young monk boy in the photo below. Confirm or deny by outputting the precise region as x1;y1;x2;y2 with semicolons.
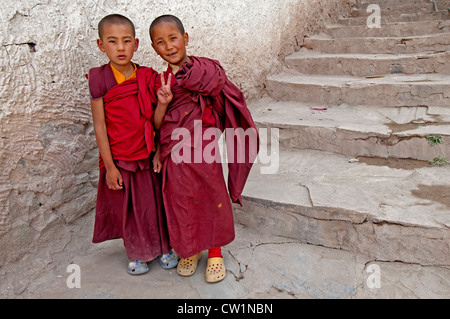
87;14;179;275
150;15;259;283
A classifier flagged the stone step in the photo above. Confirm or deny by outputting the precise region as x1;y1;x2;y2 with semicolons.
359;0;438;9
250;97;450;161
235;147;450;266
339;10;450;26
266;72;450;107
13;220;450;299
286;50;450;76
359;0;450;11
351;4;439;17
326;20;450;38
304;33;450;54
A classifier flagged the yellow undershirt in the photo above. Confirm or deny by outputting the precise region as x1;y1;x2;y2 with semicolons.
109;62;157;153
111;63;137;84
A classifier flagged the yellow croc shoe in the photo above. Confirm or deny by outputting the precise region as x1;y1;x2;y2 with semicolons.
177;252;202;277
205;257;226;283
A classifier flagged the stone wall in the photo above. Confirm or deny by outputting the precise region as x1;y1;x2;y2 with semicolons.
0;0;354;294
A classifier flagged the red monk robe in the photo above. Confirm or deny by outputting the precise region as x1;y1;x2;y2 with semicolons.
88;63;171;262
156;56;259;259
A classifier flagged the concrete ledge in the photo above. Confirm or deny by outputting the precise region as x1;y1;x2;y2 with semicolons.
250;98;450;161
286;51;450;76
304;33;450;54
266;72;450;107
238;148;450;266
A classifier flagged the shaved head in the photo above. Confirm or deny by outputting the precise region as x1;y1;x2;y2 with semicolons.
98;14;135;40
149;14;185;42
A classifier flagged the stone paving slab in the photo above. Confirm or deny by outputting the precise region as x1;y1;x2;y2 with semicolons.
267;72;450;107
13;224;450;299
304;33;450;54
236;147;450;266
340;11;450;26
244;146;450;230
286;50;450;76
249;97;450;161
327;20;450;38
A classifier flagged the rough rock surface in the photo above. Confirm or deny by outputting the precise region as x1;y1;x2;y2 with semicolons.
0;0;354;295
11;223;450;299
243;0;450;271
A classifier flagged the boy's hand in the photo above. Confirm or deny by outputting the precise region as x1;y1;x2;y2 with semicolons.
153;145;163;173
153;157;162;173
157;72;173;105
106;167;124;191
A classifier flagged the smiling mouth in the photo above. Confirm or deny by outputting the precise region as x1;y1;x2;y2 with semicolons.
167;52;177;57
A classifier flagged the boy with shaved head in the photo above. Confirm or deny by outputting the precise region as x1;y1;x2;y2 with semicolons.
87;14;179;275
150;15;259;283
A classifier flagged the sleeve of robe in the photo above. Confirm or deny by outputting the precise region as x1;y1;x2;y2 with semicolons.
176;57;260;206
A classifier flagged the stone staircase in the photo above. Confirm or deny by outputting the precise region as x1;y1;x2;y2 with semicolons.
237;0;450;266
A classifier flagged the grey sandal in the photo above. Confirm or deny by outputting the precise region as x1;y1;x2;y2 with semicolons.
158;250;180;270
127;260;149;275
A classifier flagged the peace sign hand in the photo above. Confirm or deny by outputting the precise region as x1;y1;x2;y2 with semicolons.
157;72;173;105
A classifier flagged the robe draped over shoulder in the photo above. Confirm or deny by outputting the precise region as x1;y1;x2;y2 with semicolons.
155;56;259;258
158;56;259;205
88;64;158;167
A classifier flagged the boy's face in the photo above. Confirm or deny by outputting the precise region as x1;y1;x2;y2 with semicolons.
151;22;189;68
97;23;139;70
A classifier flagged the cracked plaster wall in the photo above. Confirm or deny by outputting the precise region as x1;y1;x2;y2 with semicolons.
0;0;354;275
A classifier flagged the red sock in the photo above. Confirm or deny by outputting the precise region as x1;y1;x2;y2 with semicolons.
208;247;222;258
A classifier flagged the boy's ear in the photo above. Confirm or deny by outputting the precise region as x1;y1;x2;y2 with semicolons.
184;32;189;46
97;39;106;52
151;42;158;55
134;38;139;52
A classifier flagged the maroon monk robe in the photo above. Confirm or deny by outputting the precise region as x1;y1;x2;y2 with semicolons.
88;64;156;167
156;56;259;259
88;64;171;261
